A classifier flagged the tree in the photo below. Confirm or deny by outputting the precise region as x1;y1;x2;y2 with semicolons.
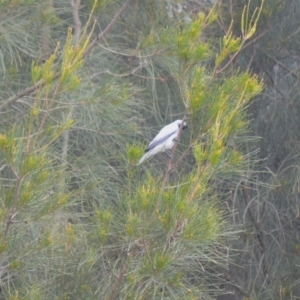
0;0;263;299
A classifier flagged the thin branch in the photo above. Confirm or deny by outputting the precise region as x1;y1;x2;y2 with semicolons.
256;46;300;80
161;115;187;189
229;279;250;297
60;0;81;169
61;112;70;164
83;0;131;57
4;168;22;239
242;186;271;280
0;80;45;112
155;115;187;210
0;0;131;112
97;43;162;58
108;260;127;300
70;0;82;44
215;29;269;75
91;61;148;79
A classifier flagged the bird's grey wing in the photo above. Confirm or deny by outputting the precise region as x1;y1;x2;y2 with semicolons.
145;130;177;152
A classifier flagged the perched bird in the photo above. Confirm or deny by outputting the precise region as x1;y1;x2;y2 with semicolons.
138;119;188;165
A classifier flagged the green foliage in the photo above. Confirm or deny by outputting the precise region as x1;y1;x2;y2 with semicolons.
215;29;241;67
126;144;143;165
214;0;264;72
241;0;264;39
177;12;212;62
0;0;266;299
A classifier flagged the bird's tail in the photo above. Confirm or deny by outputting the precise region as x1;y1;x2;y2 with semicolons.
137;151;151;165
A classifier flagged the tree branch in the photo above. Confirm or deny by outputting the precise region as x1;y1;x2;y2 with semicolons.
0;80;44;112
0;0;131;112
70;0;82;44
161;115;187;188
83;0;131;57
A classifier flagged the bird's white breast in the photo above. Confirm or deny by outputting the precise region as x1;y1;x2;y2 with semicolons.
163;135;176;150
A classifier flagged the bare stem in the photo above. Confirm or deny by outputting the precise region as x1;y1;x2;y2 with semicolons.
71;0;82;45
155;115;187;209
4;168;22;239
84;0;131;57
162;116;187;187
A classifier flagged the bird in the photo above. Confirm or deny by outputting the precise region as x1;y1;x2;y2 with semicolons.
137;119;188;165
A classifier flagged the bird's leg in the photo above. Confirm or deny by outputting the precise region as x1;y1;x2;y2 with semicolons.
166;150;173;159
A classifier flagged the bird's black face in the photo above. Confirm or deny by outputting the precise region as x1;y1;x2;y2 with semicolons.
178;122;188;130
